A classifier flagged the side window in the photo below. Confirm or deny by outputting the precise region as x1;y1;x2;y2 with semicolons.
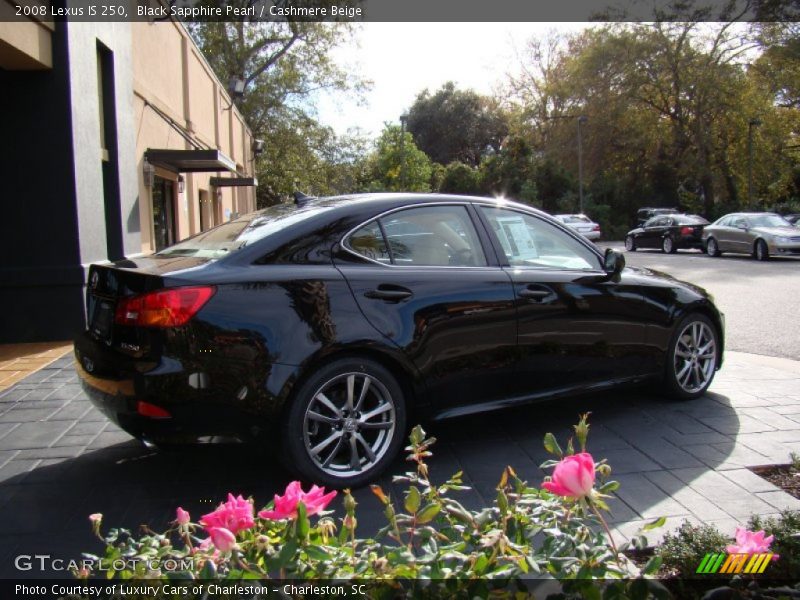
380;205;487;267
481;207;601;270
644;217;660;228
732;217;746;229
349;220;391;264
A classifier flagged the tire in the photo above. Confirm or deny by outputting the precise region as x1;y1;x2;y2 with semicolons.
754;239;770;261
706;237;721;257
662;236;676;254
281;357;407;488
663;313;719;400
625;236;636;251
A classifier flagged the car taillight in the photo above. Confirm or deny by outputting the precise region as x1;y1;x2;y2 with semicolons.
593;224;600;231
114;286;216;328
137;401;172;419
680;227;693;236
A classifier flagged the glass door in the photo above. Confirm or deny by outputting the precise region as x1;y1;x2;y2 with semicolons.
152;177;176;251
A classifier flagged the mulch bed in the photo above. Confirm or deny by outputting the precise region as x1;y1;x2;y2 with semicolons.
750;462;800;499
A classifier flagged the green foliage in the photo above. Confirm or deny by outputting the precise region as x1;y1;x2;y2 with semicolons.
657;520;729;576
438;161;481;195
364;125;433;192
748;510;800;580
407;82;508;167
80;416;674;598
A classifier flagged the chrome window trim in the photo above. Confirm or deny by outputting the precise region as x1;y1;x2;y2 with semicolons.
341;202;497;270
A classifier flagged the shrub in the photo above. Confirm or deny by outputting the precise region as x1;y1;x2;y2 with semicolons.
658;520;729;577
748;511;800;580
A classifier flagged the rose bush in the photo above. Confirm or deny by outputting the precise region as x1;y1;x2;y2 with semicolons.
79;414;672;598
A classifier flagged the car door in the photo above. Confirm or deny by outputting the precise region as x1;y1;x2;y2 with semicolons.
728;216;753;253
476;205;648;397
334;203;518;413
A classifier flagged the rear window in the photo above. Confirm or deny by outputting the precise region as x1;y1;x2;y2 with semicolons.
560;215;591;224
156;203;334;259
675;215;709;225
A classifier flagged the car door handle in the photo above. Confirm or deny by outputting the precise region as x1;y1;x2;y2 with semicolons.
518;286;554;301
364;286;413;301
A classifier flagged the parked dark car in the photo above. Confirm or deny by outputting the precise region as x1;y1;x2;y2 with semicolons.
625;214;709;254
635;207;679;227
75;194;724;487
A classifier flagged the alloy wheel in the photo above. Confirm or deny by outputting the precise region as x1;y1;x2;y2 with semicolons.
673;320;717;394
302;372;396;477
707;238;718;256
625;236;635;251
663;237;674;253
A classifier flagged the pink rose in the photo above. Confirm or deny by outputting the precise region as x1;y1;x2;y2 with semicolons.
88;513;102;524
542;452;596;499
727;527;775;554
258;481;337;520
176;507;190;526
200;494;254;534
208;527;236;553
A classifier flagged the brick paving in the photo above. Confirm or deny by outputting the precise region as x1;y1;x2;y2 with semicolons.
0;342;71;393
2;349;800;577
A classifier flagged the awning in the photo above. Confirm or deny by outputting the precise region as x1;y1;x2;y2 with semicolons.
210;177;258;187
145;149;236;173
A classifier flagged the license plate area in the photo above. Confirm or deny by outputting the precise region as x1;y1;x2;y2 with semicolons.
89;296;114;340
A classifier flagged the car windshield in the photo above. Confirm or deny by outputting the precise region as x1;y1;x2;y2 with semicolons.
156;202;334;259
748;214;791;228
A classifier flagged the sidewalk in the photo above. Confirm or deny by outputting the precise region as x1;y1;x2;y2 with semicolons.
1;349;799;577
0;342;72;393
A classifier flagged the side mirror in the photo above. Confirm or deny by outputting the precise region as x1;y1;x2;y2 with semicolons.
603;248;625;276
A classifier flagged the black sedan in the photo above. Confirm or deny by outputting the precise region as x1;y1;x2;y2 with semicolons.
75;194;724;487
625;214;709;254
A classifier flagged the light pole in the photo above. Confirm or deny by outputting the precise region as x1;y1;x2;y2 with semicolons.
577;115;588;214
399;113;409;190
748;118;761;205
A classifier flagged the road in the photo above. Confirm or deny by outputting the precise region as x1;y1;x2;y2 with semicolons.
601;243;800;360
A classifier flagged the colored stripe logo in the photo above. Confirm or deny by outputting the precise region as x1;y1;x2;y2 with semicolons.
696;553;775;574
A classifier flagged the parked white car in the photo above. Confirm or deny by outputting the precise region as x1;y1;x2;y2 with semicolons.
554;214;601;241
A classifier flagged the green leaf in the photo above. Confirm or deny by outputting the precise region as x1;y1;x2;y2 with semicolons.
598;480;620;493
275;539;298;569
642;516;666;531
296;501;309;540
304;545;331;561
543;433;563;457
417;503;440;524
405;486;421;513
199;558;217;579
643;554;662;575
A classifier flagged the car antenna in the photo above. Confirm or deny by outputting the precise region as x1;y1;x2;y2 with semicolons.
293;191;315;206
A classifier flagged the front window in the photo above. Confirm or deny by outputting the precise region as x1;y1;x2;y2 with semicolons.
480;207;600;270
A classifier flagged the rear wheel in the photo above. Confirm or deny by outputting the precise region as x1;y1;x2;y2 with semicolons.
662;236;676;254
754;239;770;261
706;237;721;257
664;313;719;400
625;236;636;251
282;357;406;488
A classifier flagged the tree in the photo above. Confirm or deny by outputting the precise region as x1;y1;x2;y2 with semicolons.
364;125;433;192
188;15;370;204
406;82;508;167
439;161;481;195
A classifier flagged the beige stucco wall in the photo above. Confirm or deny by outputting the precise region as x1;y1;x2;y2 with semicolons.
0;1;53;70
131;20;255;255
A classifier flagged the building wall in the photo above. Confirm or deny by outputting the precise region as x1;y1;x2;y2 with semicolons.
0;17;256;342
131;21;256;255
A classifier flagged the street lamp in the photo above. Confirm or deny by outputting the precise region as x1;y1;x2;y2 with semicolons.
399;113;409;190
748;118;762;205
577;115;588;214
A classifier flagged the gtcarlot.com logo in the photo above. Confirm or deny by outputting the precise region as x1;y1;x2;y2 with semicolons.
696;552;777;575
14;554;195;572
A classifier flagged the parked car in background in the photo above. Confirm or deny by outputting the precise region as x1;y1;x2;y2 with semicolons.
635;207;679;227
553;214;601;240
625;214;709;254
703;212;800;261
785;214;800;226
74;193;724;487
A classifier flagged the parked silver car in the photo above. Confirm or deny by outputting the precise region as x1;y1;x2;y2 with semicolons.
554;214;601;241
702;212;800;260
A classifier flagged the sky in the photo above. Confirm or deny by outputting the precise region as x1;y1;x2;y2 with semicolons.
314;23;593;139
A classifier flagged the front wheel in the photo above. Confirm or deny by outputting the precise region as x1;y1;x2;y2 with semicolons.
662;236;676;254
754;239;770;261
625;236;637;251
706;237;721;257
664;313;719;400
281;357;406;488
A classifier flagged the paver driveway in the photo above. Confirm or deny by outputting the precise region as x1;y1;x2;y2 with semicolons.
2;350;800;578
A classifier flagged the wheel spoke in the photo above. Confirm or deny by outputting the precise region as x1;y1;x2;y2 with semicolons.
354;377;371;412
676;360;691;382
321;435;345;469
348;434;361;471
359;419;394;430
355;433;377;462
311;431;342;456
307;411;339;426
315;392;341;417
346;375;355;412
675;349;692;358
361;402;392;421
